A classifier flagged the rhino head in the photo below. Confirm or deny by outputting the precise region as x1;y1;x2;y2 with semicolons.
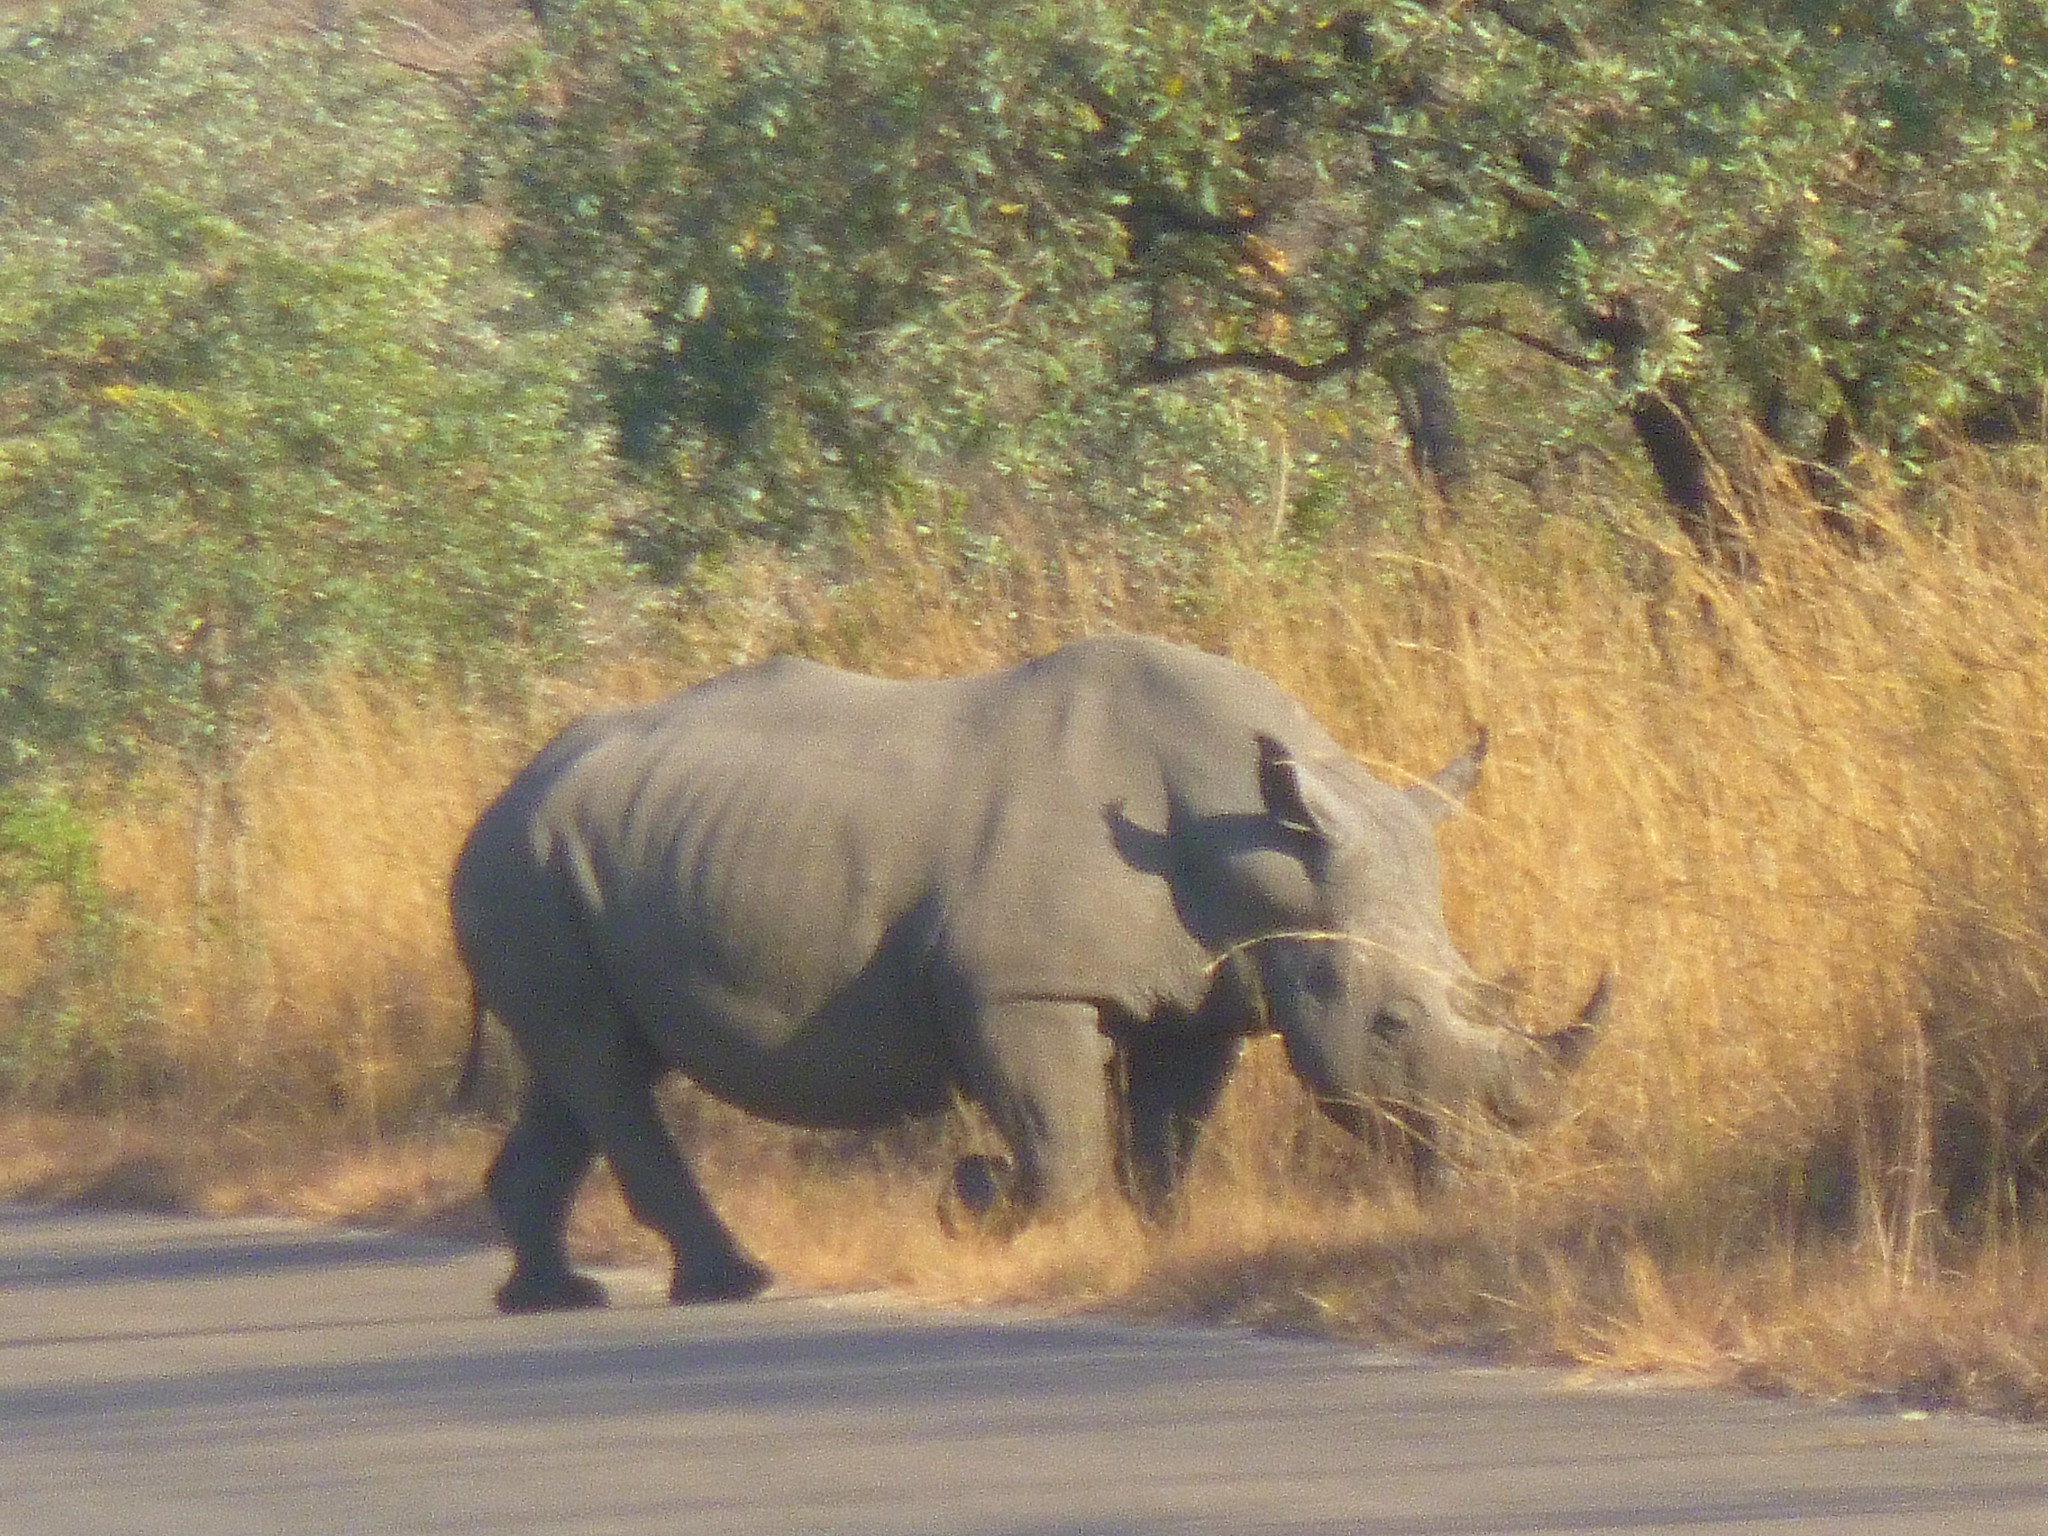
1236;731;1608;1186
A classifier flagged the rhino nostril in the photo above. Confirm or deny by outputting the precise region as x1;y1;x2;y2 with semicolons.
1370;1008;1409;1043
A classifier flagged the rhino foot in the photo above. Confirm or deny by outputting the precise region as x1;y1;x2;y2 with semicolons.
670;1254;772;1304
938;1153;1024;1239
495;1268;610;1314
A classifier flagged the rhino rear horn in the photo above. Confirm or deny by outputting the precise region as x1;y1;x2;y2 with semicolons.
1408;727;1488;824
1545;971;1612;1070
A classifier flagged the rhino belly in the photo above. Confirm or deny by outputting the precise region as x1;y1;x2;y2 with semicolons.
612;955;960;1131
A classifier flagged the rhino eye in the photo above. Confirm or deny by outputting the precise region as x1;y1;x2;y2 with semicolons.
1370;999;1418;1043
1290;947;1344;1003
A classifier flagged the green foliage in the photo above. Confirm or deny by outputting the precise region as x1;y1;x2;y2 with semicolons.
0;2;627;774
0;783;100;911
482;0;2048;552
0;780;157;1108
478;0;1339;564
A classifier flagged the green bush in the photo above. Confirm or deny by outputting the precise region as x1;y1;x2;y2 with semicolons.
0;782;158;1107
0;1;628;775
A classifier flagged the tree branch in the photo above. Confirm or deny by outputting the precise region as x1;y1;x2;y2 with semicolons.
1474;322;1599;373
1131;342;1367;387
1129;303;1597;390
1129;262;1520;388
1477;0;1587;60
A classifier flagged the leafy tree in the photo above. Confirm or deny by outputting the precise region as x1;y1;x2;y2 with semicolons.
0;1;626;777
482;0;2048;561
476;0;1328;565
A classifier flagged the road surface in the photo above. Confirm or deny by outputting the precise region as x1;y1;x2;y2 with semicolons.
2;1204;2044;1534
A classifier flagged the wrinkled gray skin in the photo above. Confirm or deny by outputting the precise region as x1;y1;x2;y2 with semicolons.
450;634;1606;1312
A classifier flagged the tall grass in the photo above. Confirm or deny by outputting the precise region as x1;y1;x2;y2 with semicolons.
9;476;2048;1412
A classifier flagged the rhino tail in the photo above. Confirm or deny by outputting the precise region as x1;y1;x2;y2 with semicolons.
452;983;491;1113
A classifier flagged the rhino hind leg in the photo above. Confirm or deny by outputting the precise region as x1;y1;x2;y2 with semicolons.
558;1035;772;1305
479;959;770;1308
487;1081;609;1312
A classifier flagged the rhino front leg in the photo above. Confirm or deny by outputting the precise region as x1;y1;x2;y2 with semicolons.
948;999;1116;1233
1118;1028;1242;1220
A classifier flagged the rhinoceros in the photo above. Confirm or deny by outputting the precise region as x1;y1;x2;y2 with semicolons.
450;633;1606;1312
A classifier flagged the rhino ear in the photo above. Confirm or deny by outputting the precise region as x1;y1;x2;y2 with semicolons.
1407;727;1488;824
1255;734;1360;847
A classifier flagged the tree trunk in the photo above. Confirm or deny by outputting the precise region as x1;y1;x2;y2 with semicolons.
1628;389;1749;573
1387;352;1472;505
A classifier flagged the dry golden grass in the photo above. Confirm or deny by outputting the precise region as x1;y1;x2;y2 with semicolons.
11;477;2048;1414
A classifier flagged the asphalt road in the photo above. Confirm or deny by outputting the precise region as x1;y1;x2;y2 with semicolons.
3;1205;2045;1535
